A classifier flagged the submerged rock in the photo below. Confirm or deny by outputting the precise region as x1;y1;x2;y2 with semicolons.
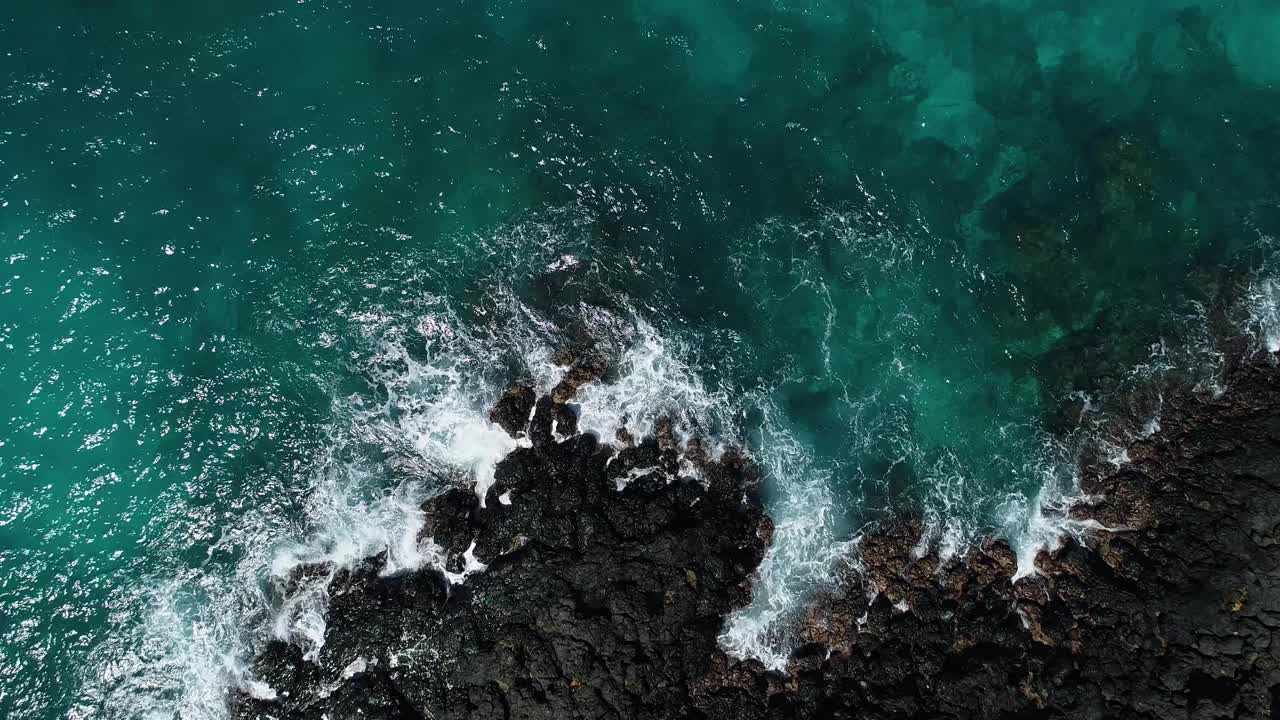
233;356;1280;719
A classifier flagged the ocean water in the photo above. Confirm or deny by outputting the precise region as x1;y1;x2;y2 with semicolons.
2;1;1279;716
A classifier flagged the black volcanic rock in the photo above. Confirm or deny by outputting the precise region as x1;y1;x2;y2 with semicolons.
549;348;607;404
694;356;1280;719
232;388;773;720
489;383;536;437
233;356;1280;720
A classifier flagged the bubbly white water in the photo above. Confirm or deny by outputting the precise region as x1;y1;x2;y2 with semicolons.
995;251;1280;584
724;241;1280;665
1247;276;1280;352
572;314;738;450
718;403;855;671
1242;241;1280;354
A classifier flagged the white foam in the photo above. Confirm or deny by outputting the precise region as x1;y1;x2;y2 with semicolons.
366;338;521;508
993;273;1280;583
140;300;748;713
1002;479;1092;581
616;465;660;492
340;656;368;680
998;300;1234;581
572;314;735;449
461;541;488;575
71;211;635;719
258;304;556;661
714;268;1257;669
719;402;855;671
916;448;978;565
1244;260;1280;353
73;526;286;720
90;230;1279;715
259;448;451;661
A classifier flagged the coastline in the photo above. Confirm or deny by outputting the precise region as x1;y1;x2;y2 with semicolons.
233;348;1280;719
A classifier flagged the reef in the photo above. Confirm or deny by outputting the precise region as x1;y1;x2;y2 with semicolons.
232;352;1280;719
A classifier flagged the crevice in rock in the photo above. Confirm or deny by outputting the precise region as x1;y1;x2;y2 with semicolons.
1186;669;1237;709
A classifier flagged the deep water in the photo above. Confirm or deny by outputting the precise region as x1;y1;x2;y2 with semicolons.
2;1;1279;717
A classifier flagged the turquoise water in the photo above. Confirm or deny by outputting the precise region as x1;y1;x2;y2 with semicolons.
2;1;1279;716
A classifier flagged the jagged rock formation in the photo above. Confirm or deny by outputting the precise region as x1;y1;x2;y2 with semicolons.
698;355;1280;719
233;355;1280;720
231;375;773;720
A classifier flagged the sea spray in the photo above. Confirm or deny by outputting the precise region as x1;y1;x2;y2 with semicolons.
572;313;740;449
997;289;1259;581
261;301;557;661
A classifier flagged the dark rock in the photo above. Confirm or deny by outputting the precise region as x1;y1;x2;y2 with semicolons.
234;355;1280;720
615;426;635;446
488;384;536;438
655;415;677;454
233;384;772;720
549;379;578;404
694;355;1280;719
548;348;607;404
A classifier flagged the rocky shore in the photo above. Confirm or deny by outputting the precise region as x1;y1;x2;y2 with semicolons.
232;352;1280;719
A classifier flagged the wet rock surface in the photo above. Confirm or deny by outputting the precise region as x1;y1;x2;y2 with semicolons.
232;382;773;720
489;384;536;437
233;356;1280;719
697;355;1280;719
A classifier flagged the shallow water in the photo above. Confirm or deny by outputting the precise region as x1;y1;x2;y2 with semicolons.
2;1;1279;716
